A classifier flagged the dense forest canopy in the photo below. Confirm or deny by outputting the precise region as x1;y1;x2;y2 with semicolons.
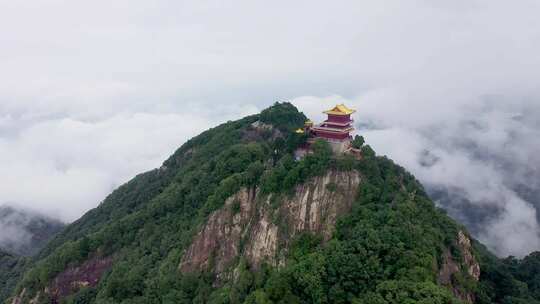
0;250;28;301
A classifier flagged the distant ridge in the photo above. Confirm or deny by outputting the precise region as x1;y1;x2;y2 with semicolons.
0;205;64;256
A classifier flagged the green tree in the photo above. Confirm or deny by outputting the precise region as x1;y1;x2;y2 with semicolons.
352;135;365;149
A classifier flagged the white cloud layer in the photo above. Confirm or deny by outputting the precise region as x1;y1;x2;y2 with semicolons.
292;95;540;257
0;113;213;220
1;1;540;256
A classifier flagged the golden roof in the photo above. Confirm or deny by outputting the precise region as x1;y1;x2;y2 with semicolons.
295;128;305;134
304;119;314;125
323;104;356;116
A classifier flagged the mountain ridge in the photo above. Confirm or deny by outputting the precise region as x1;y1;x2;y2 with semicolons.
3;103;540;304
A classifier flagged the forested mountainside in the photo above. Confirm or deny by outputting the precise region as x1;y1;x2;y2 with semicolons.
0;251;28;302
0;206;64;257
2;103;540;304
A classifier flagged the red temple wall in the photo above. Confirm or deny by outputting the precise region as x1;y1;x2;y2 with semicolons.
321;123;350;129
313;131;350;140
327;114;351;123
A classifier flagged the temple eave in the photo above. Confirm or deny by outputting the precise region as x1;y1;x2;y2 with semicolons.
323;120;354;126
311;126;354;133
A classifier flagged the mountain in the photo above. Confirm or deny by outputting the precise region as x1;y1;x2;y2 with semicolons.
0;207;63;301
3;103;540;304
0;251;27;302
0;206;64;257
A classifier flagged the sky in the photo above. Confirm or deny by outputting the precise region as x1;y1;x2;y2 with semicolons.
0;0;539;257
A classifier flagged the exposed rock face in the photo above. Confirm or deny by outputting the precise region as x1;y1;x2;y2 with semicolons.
10;288;25;304
180;188;258;275
437;230;480;303
47;255;113;302
458;230;481;281
243;120;283;142
180;170;361;277
181;168;483;301
11;255;113;304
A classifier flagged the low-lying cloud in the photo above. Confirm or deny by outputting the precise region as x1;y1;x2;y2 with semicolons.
0;110;257;221
0;211;33;254
1;1;539;257
0;206;64;256
292;95;540;257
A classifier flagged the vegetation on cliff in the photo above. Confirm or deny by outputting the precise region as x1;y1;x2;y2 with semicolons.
2;103;539;304
170;149;473;304
474;245;540;303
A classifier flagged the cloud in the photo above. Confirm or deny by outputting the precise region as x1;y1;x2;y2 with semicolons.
0;1;539;256
292;95;540;257
0;211;33;254
0;112;239;221
0;205;65;255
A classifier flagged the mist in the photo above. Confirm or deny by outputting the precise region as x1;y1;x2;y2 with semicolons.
0;206;64;256
293;95;540;257
0;211;32;254
0;1;539;257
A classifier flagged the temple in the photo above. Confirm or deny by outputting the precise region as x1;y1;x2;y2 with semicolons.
297;104;356;154
311;104;355;140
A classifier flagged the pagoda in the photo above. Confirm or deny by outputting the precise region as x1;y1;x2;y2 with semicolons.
302;104;356;153
293;104;356;158
311;104;355;140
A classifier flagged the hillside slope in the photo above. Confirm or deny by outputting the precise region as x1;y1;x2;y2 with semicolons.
0;251;28;302
4;103;540;304
0;207;63;301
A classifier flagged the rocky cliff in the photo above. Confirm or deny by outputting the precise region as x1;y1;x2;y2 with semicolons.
180;167;483;302
438;230;481;303
180;170;361;279
10;254;113;304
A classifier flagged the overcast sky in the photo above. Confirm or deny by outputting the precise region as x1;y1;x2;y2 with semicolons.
1;1;539;257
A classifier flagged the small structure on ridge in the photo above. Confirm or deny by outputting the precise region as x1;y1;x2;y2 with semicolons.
306;104;356;153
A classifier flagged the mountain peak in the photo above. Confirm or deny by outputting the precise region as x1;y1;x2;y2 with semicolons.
3;103;540;304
